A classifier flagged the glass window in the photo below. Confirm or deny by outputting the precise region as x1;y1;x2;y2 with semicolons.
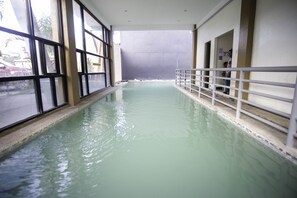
88;74;105;93
0;80;38;128
105;59;110;87
31;0;60;42
85;33;104;56
44;45;56;73
82;75;87;96
73;0;83;50
0;0;29;33
105;44;109;58
55;77;66;106
0;31;33;77
86;54;104;73
76;52;82;72
58;46;65;74
84;11;103;40
40;78;54;111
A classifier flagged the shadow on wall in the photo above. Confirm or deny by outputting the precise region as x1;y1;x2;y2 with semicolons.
121;31;192;80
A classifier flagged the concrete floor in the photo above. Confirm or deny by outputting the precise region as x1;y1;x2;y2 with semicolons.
176;86;297;165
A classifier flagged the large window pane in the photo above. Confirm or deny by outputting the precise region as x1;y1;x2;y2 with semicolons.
84;11;103;40
85;33;103;56
0;80;38;128
73;0;83;50
0;31;33;77
31;0;60;42
0;0;29;33
86;54;104;73
40;78;54;111
88;74;105;93
55;77;65;106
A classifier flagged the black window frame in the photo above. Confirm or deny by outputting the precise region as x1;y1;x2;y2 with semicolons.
0;0;68;132
73;0;112;98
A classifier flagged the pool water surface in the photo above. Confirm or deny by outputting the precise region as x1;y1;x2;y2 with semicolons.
0;82;297;198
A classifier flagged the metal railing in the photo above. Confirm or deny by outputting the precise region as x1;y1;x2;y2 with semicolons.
176;66;297;147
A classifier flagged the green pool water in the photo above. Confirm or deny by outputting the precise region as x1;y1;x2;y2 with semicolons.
0;82;297;198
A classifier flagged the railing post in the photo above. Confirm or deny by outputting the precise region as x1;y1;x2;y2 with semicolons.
286;76;297;147
199;70;202;98
236;70;244;120
189;70;192;93
212;70;216;106
184;70;187;88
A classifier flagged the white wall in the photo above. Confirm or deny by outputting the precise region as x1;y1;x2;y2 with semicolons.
196;0;241;69
113;44;122;83
249;0;297;114
80;0;111;29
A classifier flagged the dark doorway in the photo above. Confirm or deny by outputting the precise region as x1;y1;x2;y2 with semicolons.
204;41;211;88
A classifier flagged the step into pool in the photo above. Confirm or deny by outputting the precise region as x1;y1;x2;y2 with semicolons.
0;82;297;198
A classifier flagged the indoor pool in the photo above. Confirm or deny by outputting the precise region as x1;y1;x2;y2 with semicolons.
0;82;297;198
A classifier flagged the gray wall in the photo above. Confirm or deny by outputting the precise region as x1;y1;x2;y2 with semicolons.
121;31;192;80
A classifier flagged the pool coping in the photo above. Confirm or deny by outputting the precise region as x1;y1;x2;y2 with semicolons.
0;84;124;158
175;85;297;165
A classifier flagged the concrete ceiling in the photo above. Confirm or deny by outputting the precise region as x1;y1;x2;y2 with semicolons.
82;0;231;30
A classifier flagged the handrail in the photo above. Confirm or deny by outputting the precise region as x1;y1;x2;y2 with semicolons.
176;66;297;147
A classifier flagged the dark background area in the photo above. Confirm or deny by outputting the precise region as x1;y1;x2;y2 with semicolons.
121;31;192;80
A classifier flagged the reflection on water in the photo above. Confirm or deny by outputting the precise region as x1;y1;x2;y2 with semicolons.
0;82;297;198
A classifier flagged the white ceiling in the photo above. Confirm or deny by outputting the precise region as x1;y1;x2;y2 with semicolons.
82;0;231;30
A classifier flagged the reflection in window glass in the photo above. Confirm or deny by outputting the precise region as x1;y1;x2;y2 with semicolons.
0;31;33;77
82;75;87;96
73;0;83;50
89;74;105;93
85;33;104;56
76;52;82;72
55;77;65;106
105;59;110;87
87;54;104;73
45;45;56;73
84;11;103;39
105;44;109;57
40;78;54;111
58;46;65;74
35;41;43;75
0;80;38;128
0;0;29;33
31;0;59;42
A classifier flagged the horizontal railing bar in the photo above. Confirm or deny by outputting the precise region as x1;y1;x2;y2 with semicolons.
240;109;288;134
214;91;238;100
176;66;297;72
241;99;290;119
242;90;293;103
200;92;212;99
214;98;237;110
242;79;295;88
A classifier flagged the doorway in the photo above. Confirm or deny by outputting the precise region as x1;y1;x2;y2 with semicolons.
215;30;234;89
204;41;211;88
